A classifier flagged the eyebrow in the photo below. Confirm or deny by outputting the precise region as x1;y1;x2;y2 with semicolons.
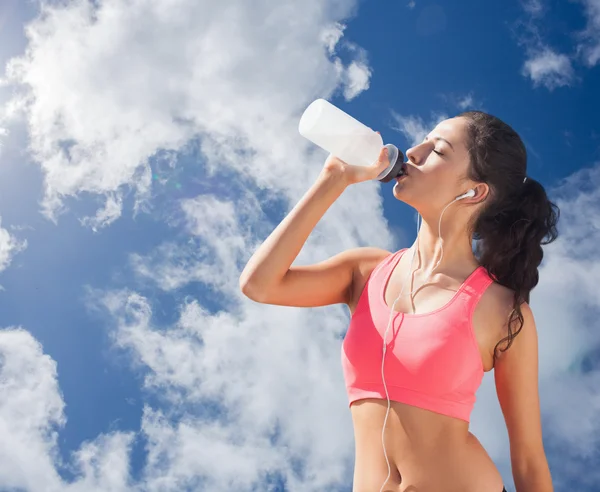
424;135;454;150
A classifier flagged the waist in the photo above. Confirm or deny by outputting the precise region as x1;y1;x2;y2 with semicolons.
351;399;503;489
351;397;471;451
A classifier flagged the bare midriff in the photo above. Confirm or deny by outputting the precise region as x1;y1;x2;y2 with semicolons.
350;398;504;492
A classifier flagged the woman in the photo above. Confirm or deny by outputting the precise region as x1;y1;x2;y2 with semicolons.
239;111;558;492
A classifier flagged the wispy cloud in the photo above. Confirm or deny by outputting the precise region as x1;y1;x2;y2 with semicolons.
0;126;7;154
323;24;372;100
516;0;600;88
577;0;600;66
515;1;574;90
522;0;544;17
456;93;475;110
438;92;485;112
0;216;27;274
389;111;449;147
522;48;575;90
340;58;372;100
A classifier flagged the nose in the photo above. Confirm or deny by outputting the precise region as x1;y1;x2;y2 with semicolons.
406;142;425;165
406;142;431;166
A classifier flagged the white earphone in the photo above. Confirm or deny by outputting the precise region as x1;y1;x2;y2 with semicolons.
378;186;477;492
455;188;476;200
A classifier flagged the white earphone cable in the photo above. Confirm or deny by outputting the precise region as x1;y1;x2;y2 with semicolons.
378;192;470;492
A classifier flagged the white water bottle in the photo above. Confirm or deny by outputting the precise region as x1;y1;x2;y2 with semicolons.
298;98;404;182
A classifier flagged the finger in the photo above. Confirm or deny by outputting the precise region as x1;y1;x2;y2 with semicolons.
378;146;390;166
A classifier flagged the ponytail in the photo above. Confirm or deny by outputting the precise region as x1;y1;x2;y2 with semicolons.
458;111;560;361
474;177;559;360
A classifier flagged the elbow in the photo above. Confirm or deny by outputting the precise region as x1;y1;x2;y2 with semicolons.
240;267;284;304
239;275;265;303
239;274;254;298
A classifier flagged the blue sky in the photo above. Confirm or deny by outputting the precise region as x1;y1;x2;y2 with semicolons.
0;0;599;491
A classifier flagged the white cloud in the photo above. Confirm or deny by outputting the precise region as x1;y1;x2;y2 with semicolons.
67;433;134;492
341;59;372;100
7;0;600;490
517;0;600;82
0;126;7;153
522;0;544;16
577;0;600;66
0;0;389;490
0;328;134;492
139;406;287;491
79;192;125;233
521;48;575;90
0;215;27;273
436;92;485;113
0;329;65;491
89;285;360;490
389;110;449;147
408;1;416;9
321;22;346;55
323;24;371;101
456;94;474;110
3;0;370;229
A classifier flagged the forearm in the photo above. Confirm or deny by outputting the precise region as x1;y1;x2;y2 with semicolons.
513;459;553;492
239;170;346;293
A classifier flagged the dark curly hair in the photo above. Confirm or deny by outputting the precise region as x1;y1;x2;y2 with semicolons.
458;111;560;362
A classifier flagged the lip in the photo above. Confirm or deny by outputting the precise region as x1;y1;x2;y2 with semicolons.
396;163;410;181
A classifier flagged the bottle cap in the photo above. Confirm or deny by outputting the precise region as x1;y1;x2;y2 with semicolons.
377;144;405;182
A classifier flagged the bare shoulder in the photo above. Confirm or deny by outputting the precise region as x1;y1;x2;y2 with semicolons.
472;279;517;366
485;282;535;345
477;281;516;327
347;247;392;312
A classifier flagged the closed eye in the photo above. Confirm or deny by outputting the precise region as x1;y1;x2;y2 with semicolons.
422;137;444;156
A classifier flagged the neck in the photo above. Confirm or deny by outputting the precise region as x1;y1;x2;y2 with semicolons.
410;209;478;276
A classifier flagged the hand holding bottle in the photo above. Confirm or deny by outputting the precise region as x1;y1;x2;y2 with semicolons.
321;143;391;186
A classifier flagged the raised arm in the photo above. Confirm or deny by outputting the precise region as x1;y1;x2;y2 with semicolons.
239;148;391;308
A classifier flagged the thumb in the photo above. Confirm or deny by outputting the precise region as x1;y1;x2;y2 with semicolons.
374;132;389;166
376;146;390;168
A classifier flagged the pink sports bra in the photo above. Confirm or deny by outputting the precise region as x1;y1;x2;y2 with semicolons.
341;248;494;422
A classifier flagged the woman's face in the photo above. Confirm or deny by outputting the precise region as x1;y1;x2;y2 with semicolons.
393;116;476;214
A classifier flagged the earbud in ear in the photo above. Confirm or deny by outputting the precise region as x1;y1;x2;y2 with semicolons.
456;189;476;200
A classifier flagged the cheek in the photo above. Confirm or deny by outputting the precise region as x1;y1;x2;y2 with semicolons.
422;160;454;181
419;164;464;203
429;156;466;181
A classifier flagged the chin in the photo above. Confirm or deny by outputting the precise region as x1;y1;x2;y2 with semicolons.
392;181;421;209
392;181;409;200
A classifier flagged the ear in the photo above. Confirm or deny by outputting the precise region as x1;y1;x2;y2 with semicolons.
472;183;490;203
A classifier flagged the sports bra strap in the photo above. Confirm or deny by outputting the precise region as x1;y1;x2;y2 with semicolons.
462;267;495;314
